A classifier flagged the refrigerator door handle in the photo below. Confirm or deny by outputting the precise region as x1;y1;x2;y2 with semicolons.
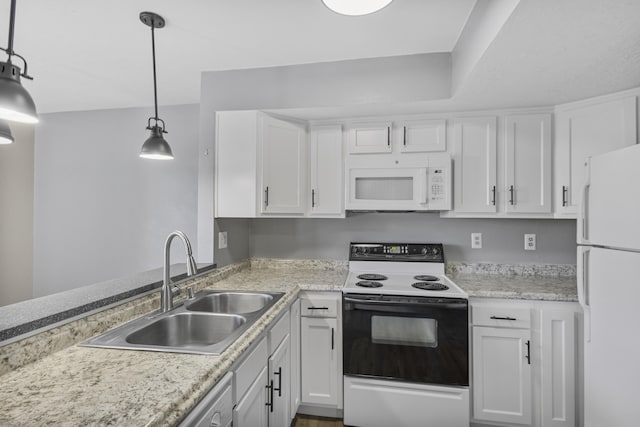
577;159;591;245
578;246;591;342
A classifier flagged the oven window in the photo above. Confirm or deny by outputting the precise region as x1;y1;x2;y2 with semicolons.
355;177;413;201
371;315;437;347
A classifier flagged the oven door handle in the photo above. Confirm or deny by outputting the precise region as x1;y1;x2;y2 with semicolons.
343;296;467;310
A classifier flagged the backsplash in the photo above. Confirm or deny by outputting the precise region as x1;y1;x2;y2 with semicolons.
446;262;576;277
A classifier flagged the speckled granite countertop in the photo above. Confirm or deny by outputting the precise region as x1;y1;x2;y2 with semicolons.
446;262;578;302
0;262;347;427
0;258;576;426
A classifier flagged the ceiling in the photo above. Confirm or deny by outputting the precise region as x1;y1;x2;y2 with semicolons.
2;0;640;115
0;0;475;114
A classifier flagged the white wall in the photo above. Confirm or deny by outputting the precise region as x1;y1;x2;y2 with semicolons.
0;123;34;306
33;104;199;297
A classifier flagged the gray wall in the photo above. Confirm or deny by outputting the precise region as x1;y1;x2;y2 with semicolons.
198;54;452;266
0;123;34;306
250;214;577;264
34;104;200;297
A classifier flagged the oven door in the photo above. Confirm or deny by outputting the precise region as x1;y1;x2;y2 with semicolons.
343;293;468;386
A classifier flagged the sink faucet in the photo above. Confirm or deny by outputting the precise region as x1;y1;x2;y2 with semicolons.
161;231;198;312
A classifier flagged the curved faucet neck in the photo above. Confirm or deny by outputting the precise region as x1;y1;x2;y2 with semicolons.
161;231;196;313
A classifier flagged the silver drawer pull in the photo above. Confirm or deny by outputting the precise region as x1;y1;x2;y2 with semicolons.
490;315;517;321
307;306;329;310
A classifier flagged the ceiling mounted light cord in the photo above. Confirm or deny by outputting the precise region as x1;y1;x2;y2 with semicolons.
0;0;38;125
139;11;173;160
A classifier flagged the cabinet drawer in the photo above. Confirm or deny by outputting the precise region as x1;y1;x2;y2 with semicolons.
234;337;268;401
300;295;338;318
269;310;290;354
179;372;233;427
472;305;531;328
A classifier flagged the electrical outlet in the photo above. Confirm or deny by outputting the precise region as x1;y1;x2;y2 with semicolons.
524;234;536;250
218;231;228;249
471;233;482;249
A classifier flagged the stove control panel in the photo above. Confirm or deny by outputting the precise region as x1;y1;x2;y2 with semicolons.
349;243;444;262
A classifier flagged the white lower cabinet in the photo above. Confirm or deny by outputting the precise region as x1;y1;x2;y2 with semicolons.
299;292;342;413
471;299;580;427
268;334;290;427
179;372;234;427
232;309;292;427
473;326;533;425
289;299;301;421
234;365;269;427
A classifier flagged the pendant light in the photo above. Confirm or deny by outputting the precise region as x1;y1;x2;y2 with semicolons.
322;0;394;16
0;119;14;144
0;0;38;124
139;11;173;160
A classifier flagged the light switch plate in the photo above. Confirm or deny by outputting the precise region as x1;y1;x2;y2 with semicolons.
218;231;228;249
524;234;536;250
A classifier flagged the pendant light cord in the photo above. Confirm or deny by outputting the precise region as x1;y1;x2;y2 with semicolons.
6;0;16;61
150;18;159;123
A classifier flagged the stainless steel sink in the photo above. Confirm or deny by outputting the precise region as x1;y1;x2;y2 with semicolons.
126;313;246;347
186;291;274;314
81;290;284;355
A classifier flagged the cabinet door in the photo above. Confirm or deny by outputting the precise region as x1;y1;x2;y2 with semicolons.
473;326;532;425
505;114;552;213
215;111;259;218
301;317;339;406
259;115;306;214
289;300;301;421
399;119;446;153
541;309;576;427
452;117;497;213
269;334;291;427
554;97;637;216
233;365;269;427
309;125;344;216
348;122;392;154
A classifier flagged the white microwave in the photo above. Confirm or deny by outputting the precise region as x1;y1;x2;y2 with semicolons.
346;155;451;211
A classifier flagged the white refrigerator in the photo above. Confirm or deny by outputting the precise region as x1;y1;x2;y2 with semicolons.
577;143;640;427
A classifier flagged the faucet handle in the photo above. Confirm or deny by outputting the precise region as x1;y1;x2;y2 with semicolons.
187;286;195;299
171;285;182;298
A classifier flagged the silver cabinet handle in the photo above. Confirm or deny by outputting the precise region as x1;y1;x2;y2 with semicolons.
387;126;391;146
209;411;221;427
331;327;334;350
307;306;329;310
311;189;316;208
509;185;514;205
403;126;407;146
264;186;269;208
491;185;496;206
525;340;531;365
562;185;568;207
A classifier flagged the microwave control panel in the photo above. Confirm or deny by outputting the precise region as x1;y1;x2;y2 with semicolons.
427;166;450;210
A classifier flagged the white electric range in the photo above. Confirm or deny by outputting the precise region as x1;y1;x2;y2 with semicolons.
342;243;469;427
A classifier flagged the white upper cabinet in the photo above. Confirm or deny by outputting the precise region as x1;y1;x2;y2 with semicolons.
259;115;307;215
504;114;552;214
554;96;637;217
398;119;447;153
309;125;344;217
451;117;498;213
347;122;392;154
215;111;259;218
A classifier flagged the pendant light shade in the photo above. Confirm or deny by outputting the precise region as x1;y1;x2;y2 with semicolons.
0;119;14;144
140;124;173;160
139;11;173;160
322;0;394;16
0;0;37;124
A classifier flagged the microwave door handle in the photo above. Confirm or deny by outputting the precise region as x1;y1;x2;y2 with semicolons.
419;169;428;204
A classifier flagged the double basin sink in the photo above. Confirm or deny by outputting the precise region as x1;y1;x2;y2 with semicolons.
82;290;284;355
